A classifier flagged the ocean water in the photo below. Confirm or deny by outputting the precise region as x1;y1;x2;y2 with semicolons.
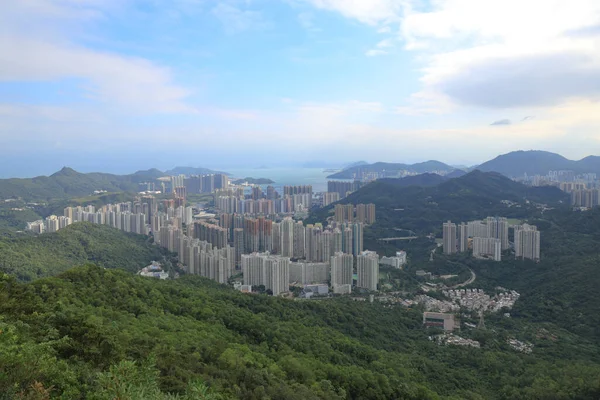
225;168;336;192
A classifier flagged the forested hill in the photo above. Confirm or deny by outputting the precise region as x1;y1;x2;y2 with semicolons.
308;170;568;234
0;222;167;281
0;167;161;201
476;150;600;177
2;265;600;399
327;160;454;179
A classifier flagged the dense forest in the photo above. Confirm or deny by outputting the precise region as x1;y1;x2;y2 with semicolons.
0;223;168;281
2;265;600;399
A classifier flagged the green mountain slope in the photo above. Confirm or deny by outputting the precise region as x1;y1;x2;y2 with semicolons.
0;167;162;201
1;265;600;399
0;222;167;281
327;161;455;179
308;171;568;234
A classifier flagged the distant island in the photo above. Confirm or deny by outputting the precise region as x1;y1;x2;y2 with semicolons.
232;177;275;185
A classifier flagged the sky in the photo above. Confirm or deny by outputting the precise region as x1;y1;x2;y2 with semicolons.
1;0;600;177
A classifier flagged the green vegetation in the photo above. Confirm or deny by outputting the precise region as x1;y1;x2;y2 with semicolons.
2;265;600;399
0;167;163;202
37;191;138;218
0;222;169;281
0;200;42;233
327;161;454;179
308;171;568;251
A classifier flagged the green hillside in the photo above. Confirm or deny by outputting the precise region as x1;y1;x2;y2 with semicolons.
0;222;169;281
1;265;600;399
327;161;455;179
0;167;162;202
308;171;568;236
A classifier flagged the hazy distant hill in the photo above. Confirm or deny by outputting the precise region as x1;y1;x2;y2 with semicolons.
164;166;229;176
445;169;467;179
0;167;159;201
476;150;600;177
231;177;275;185
377;173;447;188
327;160;454;179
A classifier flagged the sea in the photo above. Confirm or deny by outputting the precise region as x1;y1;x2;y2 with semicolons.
225;168;342;193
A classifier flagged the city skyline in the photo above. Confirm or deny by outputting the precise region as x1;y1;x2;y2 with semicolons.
2;1;600;177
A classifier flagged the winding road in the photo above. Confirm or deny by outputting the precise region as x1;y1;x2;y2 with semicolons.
450;268;476;289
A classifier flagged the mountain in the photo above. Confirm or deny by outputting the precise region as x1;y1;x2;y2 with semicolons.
343;160;369;169
3;263;600;399
308;170;568;234
476;150;600;177
327;160;455;179
377;173;447;188
0;222;168;281
164;166;229;176
445;169;467;179
0;167;156;201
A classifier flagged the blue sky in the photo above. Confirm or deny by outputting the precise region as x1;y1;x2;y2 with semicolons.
1;0;600;177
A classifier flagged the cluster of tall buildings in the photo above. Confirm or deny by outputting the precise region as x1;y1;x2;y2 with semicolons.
520;170;598;189
241;252;290;295
158;225;235;284
514;224;541;261
214;214;365;266
327;180;363;199
334;203;376;224
215;194;311;214
27;215;73;233
442;217;540;261
570;189;600;208
180;173;229;194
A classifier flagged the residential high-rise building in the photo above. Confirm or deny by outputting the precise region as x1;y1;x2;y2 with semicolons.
443;221;457;254
486;217;509;250
357;250;379;291
233;228;244;268
514;224;541;261
380;251;407;268
293;221;305;259
352;223;363;256
330;252;353;293
266;186;277;200
472;237;501;261
334;204;345;223
322;192;340;207
356;203;366;223
289;261;329;284
366;203;376;224
344;204;354;222
280;217;294;258
342;227;353;254
241;253;290;295
327;181;361;199
458;223;469;252
252;186;263;200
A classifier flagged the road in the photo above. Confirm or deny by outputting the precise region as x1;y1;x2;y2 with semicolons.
450;268;476;289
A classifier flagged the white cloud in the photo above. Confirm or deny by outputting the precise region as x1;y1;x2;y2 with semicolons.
0;1;193;114
303;0;600;111
401;0;600;109
301;0;403;25
211;3;267;34
366;49;389;57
